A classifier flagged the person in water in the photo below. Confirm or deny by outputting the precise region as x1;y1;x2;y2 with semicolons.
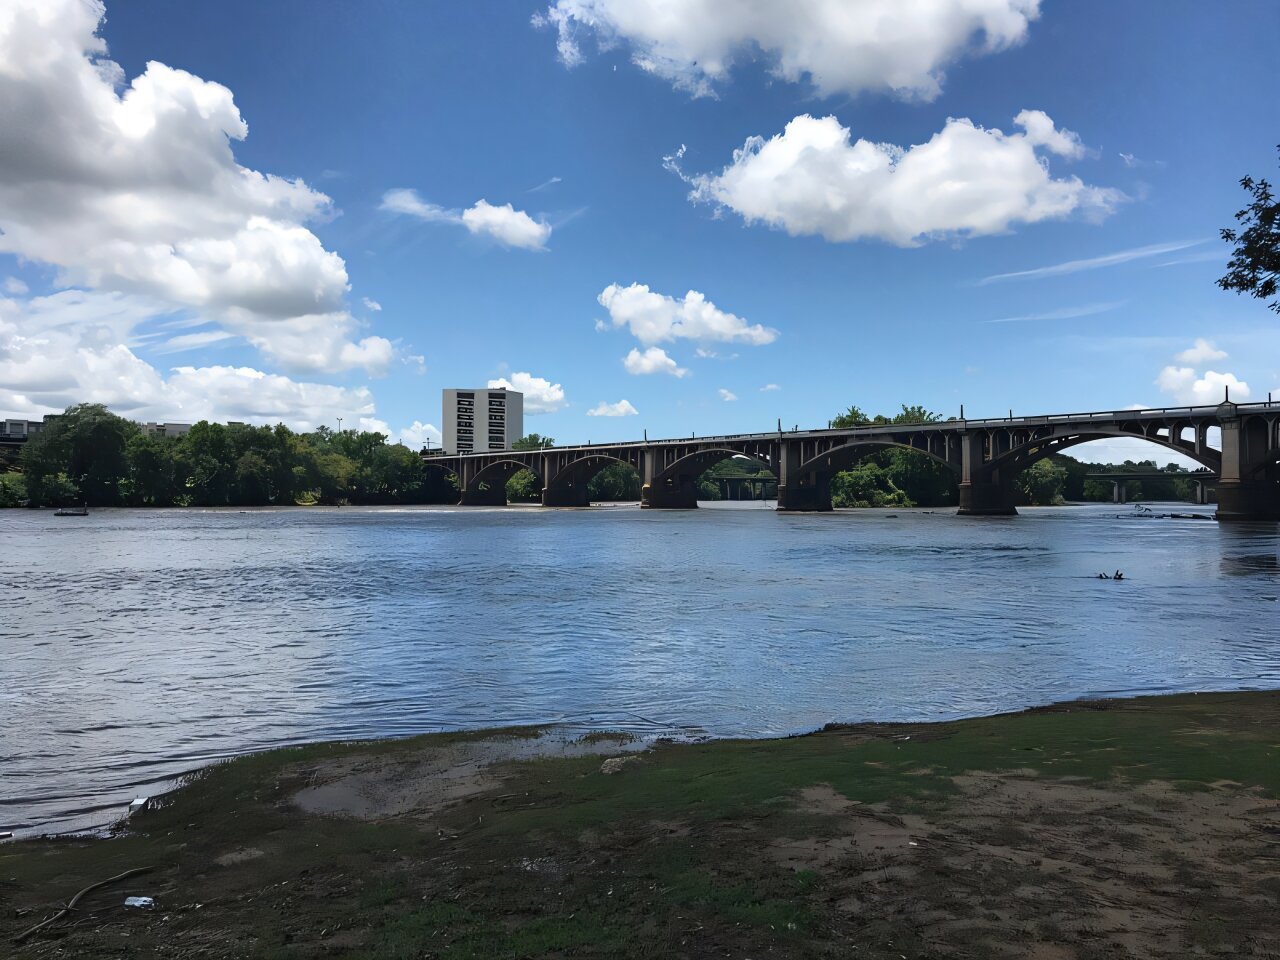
1114;570;1124;580
1098;572;1111;579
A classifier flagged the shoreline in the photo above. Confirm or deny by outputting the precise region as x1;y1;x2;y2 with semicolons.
4;689;1278;957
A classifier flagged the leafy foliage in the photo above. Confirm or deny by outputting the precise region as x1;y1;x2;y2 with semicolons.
1219;146;1280;313
14;404;456;507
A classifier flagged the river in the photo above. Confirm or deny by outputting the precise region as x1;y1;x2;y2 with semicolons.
3;502;1278;834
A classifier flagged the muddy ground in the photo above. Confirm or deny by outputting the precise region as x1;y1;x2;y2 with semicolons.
3;692;1279;958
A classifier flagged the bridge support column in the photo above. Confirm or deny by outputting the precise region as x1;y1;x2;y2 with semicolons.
1216;408;1280;521
641;476;699;509
541;484;590;507
1112;480;1127;504
776;439;832;511
640;448;699;509
459;483;507;506
956;433;1017;516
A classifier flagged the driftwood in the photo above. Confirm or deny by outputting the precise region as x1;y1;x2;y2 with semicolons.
14;866;155;944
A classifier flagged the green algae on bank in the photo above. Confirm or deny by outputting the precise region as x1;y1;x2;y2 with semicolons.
4;691;1279;959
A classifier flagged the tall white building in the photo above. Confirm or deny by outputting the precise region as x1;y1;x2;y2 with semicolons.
442;388;523;454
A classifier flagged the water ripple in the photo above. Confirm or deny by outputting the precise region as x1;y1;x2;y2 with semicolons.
2;502;1278;833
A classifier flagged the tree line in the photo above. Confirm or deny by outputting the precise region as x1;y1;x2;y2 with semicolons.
1;404;456;507
0;402;1207;509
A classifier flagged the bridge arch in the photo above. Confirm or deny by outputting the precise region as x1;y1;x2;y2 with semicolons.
644;447;776;509
459;458;540;506
542;453;640;507
988;427;1221;476
796;439;959;477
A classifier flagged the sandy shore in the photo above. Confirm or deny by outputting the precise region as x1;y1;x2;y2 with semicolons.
4;691;1278;958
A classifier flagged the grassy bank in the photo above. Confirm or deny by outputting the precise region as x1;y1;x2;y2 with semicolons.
4;691;1279;958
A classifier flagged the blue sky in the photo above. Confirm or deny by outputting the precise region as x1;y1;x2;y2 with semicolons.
2;1;1278;464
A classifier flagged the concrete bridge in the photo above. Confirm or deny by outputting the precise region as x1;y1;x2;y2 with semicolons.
420;401;1280;521
1085;471;1218;505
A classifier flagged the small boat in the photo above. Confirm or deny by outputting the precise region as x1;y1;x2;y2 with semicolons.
53;505;89;517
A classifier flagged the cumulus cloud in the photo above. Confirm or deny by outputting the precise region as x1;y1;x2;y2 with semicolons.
1175;338;1228;364
623;347;688;378
381;189;551;251
1155;367;1249;405
362;297;382;312
587;399;639;417
718;388;737;401
397;420;443;449
598;283;777;345
534;0;1042;100
4;278;28;295
670;111;1121;246
760;383;780;391
488;371;567;413
0;0;393;376
0;291;377;429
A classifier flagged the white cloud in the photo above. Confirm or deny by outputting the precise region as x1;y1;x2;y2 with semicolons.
0;0;393;376
362;297;382;312
623;346;688;378
673;112;1121;247
381;189;551;251
398;420;443;449
1174;338;1227;364
529;176;562;192
4;278;28;295
979;239;1203;284
718;388;737;401
760;383;780;392
984;301;1125;324
535;0;1042;100
380;189;457;222
461;200;552;251
402;353;426;375
488;371;567;413
1155;366;1249;405
0;291;377;428
598;283;777;345
587;399;639;417
151;329;237;354
1119;152;1165;170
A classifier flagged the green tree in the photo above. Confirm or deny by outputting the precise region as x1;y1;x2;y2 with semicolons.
506;434;554;501
511;434;554;451
125;433;177;505
176;421;232;506
1017;459;1067;505
0;472;27;507
587;462;641;501
826;404;955;508
1219;146;1280;313
21;403;137;506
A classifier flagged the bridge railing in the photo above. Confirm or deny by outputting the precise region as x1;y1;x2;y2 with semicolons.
423;401;1276;459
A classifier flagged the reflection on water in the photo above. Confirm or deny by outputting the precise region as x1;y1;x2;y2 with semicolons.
2;502;1279;833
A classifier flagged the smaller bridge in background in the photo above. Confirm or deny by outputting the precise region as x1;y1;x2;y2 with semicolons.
1085;471;1218;504
421;401;1280;522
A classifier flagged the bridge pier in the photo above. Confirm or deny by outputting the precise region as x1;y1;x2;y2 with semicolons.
641;477;699;509
1112;480;1127;505
458;483;507;506
541;484;591;507
775;440;832;511
1216;406;1280;521
957;478;1018;516
956;434;1017;516
776;475;832;511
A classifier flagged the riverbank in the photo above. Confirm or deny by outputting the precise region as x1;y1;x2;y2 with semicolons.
4;691;1278;958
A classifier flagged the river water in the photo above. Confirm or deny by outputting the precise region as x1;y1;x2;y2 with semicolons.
3;502;1278;834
